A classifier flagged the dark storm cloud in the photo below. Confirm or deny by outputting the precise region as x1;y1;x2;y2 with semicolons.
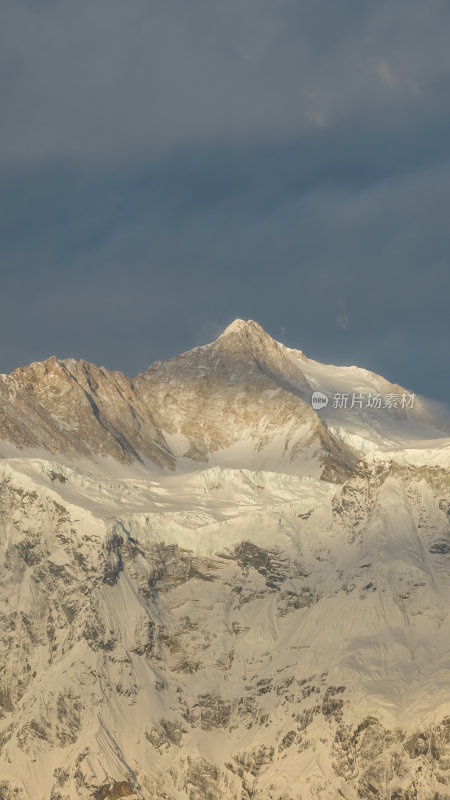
0;0;449;402
2;0;450;164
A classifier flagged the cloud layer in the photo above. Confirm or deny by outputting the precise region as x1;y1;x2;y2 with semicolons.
2;0;450;164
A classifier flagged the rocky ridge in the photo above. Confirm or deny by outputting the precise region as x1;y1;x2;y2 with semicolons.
0;320;376;481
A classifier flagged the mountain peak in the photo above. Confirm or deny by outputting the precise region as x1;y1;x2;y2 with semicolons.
210;317;312;397
218;318;266;339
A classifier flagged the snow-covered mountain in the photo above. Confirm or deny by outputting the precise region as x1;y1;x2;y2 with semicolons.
1;320;449;800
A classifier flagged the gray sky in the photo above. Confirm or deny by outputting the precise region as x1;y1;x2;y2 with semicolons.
0;0;449;402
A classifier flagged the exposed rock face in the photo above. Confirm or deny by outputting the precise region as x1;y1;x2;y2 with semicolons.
0;357;174;468
1;321;449;799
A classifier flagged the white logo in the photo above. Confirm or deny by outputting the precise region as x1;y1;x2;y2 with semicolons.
311;391;329;410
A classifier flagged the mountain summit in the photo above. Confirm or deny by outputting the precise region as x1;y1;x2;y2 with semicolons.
0;320;444;479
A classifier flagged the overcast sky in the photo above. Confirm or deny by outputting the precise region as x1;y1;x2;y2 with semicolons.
0;0;449;402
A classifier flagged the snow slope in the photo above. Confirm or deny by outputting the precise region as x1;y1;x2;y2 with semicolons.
0;320;449;800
